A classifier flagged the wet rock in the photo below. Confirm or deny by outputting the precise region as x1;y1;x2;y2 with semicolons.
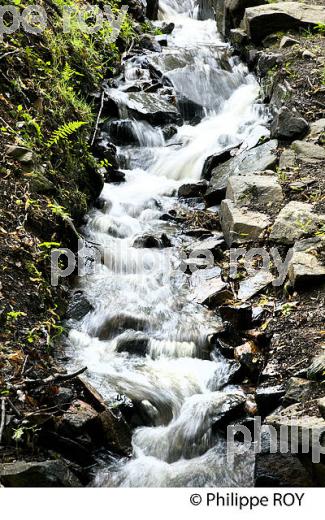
229;28;248;47
96;314;149;340
104;89;180;126
115;330;149;356
104;170;126;184
55;387;75;408
279;35;299;49
256;385;285;416
146;0;159;20
244;3;325;44
270;201;320;245
257;52;283;76
0;460;81;487
192;277;233;307
211;393;246;427
205;140;278;204
189;234;225;259
159;22;175;34
107;119;139;145
292;140;325;163
162;124;177;140
234;340;264;377
226;174;283;206
307;354;325;382
201;146;237;181
283;377;321;407
178;181;208;199
58;400;99;438
126;0;145;22
237;271;274;301
39;430;95;467
288;238;325;288
155;34;168;47
66;291;93;321
219;303;252;330
271;107;309;140
219;199;271;247
255;452;313;487
132;232;171;248
139;34;161;53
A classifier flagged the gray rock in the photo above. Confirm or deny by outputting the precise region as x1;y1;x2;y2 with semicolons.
270;201;320;245
279;36;299;49
133;233;171;248
257;52;283;76
237;271;274;301
95;313;150;340
29;172;55;194
292;140;325;163
270;83;289;109
0;460;81;487
307;118;325;141
307;355;325;382
265;403;325;457
59;399;99;437
178;181;208;198
115;330;149;356
139;34;161;52
192;277;232;307
271;107;309;140
189;235;225;258
288;238;325;287
256;385;286;416
105;89;180;125
5;144;32;160
202;146;237;181
262;33;279;48
205;140;278;204
279;148;296;170
283;377;318;406
67;291;93;321
255;452;313;487
226;174;283;206
244;2;325;43
219;199;271;246
229;28;248;47
234;340;264;376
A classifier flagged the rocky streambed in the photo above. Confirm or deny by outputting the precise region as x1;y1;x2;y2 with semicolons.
1;0;325;487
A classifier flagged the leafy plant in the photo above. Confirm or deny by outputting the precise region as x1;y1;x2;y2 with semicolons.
47;121;87;147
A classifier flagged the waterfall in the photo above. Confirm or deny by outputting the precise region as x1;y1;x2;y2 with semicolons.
67;0;269;487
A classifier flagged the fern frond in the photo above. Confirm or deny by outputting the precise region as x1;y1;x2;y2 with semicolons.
47;121;87;147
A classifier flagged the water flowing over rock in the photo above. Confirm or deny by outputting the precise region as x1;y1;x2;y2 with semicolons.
66;0;271;488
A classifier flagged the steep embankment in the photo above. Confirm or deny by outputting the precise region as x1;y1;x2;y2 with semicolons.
200;0;325;486
0;0;159;485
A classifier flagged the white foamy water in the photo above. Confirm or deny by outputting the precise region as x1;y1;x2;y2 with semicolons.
67;0;268;487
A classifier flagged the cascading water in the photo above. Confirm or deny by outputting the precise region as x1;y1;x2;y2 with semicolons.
66;0;270;487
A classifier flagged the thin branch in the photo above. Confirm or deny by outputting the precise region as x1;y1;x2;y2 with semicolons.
0;398;6;445
90;90;105;147
0;50;19;61
23;366;88;387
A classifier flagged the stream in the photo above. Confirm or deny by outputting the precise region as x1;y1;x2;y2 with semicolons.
66;0;270;487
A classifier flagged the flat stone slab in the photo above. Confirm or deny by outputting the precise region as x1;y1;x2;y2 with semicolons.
192;277;232;306
226;174;283;206
269;201;321;245
237;271;274;301
244;2;325;43
288;238;325;288
292;140;325;163
105;88;180;125
220;199;271;246
205;140;278;204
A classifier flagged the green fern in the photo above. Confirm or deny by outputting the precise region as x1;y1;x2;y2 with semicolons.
47;121;87;147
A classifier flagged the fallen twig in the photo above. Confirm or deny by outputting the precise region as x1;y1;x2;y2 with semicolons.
23;366;88;387
0;50;19;61
90;90;105;147
0;398;6;444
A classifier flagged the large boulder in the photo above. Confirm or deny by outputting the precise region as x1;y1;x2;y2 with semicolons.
244;2;325;43
104;89;180;126
271;107;309;140
270;201;322;245
0;460;81;487
219;199;271;246
287;238;325;288
226;174;283;206
205;140;278;205
292;140;325;163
